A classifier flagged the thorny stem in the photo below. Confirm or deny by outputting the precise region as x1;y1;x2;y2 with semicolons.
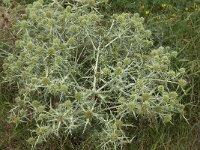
85;29;102;92
93;47;100;91
93;40;102;92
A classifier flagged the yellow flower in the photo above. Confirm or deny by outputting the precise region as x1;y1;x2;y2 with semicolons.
185;7;188;11
161;3;167;8
145;10;150;15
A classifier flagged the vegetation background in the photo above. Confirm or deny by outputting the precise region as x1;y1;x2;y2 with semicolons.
0;0;199;149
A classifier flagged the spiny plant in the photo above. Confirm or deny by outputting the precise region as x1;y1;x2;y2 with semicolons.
2;0;187;149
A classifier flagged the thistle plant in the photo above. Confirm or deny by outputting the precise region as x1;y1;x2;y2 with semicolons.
2;0;187;149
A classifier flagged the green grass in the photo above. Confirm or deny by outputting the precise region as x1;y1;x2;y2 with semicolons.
128;121;200;150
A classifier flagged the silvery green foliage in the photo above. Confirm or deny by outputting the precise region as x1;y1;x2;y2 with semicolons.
3;0;187;149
